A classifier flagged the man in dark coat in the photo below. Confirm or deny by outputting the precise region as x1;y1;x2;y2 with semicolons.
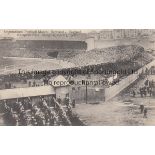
140;103;144;114
143;108;148;118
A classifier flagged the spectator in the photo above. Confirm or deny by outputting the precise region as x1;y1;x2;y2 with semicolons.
72;99;76;108
143;108;148;118
140;103;144;114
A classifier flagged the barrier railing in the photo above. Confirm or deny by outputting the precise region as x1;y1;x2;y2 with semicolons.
105;60;155;101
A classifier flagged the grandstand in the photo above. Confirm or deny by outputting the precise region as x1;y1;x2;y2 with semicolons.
0;38;87;59
67;45;147;66
0;37;154;88
0;85;84;126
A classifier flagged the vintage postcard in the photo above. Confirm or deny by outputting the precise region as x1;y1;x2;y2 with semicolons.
0;29;154;126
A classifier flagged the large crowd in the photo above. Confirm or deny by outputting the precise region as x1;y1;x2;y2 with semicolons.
68;45;151;66
0;96;76;126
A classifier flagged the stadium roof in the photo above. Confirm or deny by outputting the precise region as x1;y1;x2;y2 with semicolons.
0;86;55;100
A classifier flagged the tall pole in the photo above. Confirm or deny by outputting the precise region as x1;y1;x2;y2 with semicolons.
86;81;88;104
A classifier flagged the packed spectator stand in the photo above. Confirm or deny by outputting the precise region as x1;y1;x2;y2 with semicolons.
0;95;81;126
68;45;146;66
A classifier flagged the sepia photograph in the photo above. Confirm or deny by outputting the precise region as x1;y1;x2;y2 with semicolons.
0;29;155;126
1;1;155;155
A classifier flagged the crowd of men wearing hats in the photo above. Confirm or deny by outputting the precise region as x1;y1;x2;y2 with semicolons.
1;96;75;126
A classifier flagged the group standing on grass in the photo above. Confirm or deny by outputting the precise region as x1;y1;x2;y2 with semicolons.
131;79;154;97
